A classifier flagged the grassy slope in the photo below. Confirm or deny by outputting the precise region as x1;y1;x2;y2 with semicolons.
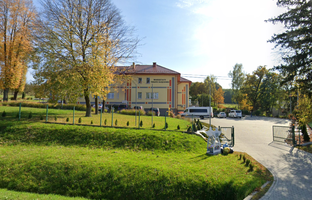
0;109;271;199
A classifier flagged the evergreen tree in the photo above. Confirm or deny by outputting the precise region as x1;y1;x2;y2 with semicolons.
267;0;312;96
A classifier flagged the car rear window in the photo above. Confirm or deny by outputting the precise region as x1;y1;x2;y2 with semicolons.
236;111;241;113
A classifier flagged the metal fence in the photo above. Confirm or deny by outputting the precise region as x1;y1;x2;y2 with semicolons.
272;125;291;143
272;125;302;146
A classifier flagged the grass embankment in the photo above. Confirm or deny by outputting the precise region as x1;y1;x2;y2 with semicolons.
0;106;190;131
0;109;272;199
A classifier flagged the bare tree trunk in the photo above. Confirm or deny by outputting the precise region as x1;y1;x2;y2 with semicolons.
13;90;18;100
95;96;98;115
84;90;92;117
3;88;9;101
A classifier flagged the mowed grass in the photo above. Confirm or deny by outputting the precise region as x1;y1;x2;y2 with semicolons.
0;108;272;199
0;106;190;131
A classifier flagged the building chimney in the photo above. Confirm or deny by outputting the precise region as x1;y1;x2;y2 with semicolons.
153;62;157;68
132;62;135;70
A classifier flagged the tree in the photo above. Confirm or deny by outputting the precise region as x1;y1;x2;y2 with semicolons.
267;0;312;96
258;72;282;115
228;63;245;104
0;0;36;101
204;75;216;106
241;66;268;111
34;0;140;117
189;82;206;97
214;87;224;105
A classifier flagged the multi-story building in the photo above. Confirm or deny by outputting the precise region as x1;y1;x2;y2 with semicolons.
78;62;191;116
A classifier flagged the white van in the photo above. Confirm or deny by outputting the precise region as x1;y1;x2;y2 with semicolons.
228;110;242;118
181;107;213;119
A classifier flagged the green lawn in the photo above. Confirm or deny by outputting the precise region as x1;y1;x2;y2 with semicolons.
0;106;272;199
0;106;191;131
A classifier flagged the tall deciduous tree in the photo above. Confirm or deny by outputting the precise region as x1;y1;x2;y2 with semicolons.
0;0;36;101
267;0;312;96
34;0;140;117
204;75;216;106
241;66;268;111
228;63;245;105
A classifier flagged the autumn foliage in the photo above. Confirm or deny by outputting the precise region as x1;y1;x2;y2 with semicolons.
0;0;36;101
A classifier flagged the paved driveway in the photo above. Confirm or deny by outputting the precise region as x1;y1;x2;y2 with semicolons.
202;116;312;200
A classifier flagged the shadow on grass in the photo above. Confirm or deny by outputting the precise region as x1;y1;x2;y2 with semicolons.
189;153;214;162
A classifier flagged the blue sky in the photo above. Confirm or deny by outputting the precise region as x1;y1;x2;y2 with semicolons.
28;0;286;89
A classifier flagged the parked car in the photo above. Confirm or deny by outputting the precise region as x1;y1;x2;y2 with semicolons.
149;107;160;116
217;112;226;118
92;103;103;111
117;104;129;111
133;106;143;110
229;110;242;118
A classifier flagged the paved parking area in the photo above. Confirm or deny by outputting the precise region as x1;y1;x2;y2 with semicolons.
203;116;312;200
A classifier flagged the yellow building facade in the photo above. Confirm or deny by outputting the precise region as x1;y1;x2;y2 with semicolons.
78;62;191;116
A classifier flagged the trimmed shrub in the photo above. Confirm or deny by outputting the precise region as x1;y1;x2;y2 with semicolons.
187;126;192;133
245;159;251;167
239;154;242;160
54;116;57;121
243;155;246;163
175;114;181;119
2;110;6;117
192;124;197;132
169;111;175;118
91;120;93;125
120;109;145;116
249;163;254;171
40;115;44;120
22;92;25;99
177;125;180;130
104;119;107;125
66;117;69;122
127;121;129;126
115;119;118;126
152;123;155;128
139;120;143;127
146;110;155;116
28;112;32;119
78;117;82;123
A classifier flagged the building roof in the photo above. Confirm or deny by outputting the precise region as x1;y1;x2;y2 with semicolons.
116;62;180;75
115;62;191;86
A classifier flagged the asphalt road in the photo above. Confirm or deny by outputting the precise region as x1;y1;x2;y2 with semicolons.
202;116;312;200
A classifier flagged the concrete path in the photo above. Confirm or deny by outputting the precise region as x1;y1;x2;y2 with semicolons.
204;116;312;200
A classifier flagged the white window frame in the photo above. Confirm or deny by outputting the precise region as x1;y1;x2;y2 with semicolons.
145;92;158;99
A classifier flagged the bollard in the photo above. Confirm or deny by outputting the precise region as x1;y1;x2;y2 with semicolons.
73;106;75;125
18;103;21;121
46;105;49;122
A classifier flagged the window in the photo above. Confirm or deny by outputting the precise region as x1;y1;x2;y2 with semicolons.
146;92;158;99
146;77;150;84
146;92;151;99
138;78;142;84
107;93;114;99
138;92;142;99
